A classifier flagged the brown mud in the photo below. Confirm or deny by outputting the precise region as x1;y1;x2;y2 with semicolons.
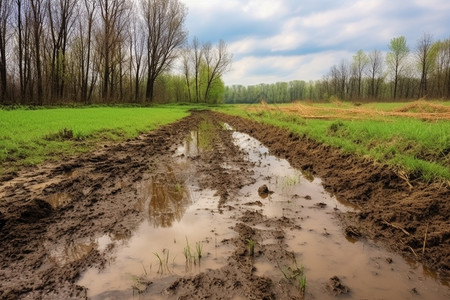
0;110;449;299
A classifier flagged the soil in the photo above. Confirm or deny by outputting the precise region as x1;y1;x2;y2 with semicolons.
0;110;449;299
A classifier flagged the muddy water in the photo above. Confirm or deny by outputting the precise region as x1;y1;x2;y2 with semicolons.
228;126;449;300
78;133;236;299
78;124;449;300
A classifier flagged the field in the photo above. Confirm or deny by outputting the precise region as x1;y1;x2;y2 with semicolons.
217;100;450;182
0;105;449;299
0;106;190;175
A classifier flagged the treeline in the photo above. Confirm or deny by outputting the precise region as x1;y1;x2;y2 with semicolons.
225;34;450;103
0;0;231;105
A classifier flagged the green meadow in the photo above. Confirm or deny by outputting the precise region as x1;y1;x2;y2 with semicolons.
0;106;190;174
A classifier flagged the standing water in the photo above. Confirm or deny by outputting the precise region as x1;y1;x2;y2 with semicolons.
78;124;449;299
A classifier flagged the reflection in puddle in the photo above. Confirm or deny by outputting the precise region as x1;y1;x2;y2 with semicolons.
44;235;111;266
179;131;201;157
228;125;449;300
176;120;216;158
136;166;191;228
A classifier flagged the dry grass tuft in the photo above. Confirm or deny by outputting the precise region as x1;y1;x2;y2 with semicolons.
252;100;450;121
393;100;450;114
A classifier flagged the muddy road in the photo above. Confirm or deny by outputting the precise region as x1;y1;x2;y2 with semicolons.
0;110;449;299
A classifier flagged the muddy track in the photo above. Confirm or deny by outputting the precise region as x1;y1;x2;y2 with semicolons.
0;114;195;299
0;110;448;299
213;111;450;278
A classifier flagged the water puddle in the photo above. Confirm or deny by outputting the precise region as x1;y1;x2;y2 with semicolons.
78;157;236;298
175;120;216;158
228;125;450;300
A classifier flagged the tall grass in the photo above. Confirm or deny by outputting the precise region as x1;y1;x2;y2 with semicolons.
0;106;189;173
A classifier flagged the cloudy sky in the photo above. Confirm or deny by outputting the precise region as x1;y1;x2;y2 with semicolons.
179;0;450;86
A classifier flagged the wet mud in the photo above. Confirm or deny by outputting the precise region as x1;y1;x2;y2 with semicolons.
0;110;449;299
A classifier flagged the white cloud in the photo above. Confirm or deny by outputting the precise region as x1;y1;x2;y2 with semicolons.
180;0;450;85
224;50;353;86
241;0;287;20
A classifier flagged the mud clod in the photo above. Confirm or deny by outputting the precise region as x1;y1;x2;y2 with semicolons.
345;225;362;239
258;184;273;198
314;202;327;209
327;275;350;295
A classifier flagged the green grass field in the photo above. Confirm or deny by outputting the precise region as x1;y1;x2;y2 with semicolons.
217;104;450;182
0;106;190;174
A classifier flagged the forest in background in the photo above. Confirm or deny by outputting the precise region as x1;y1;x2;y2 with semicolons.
1;1;448;106
0;0;231;105
225;35;450;104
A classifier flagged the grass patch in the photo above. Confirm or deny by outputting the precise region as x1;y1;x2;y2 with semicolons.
0;106;190;174
216;104;450;182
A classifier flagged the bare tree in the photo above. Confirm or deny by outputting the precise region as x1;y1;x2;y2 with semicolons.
0;0;11;103
129;14;146;102
77;0;97;103
333;60;350;100
191;37;202;102
46;0;76;102
14;0;29;102
433;38;450;98
141;0;187;102
386;36;409;99
180;46;191;102
96;0;130;101
29;0;45;104
367;50;383;99
416;33;435;98
202;40;232;102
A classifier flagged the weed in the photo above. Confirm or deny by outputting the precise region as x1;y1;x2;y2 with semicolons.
197;119;217;150
278;256;307;297
301;170;314;182
184;237;193;265
195;241;203;259
154;249;170;274
247;239;255;257
175;183;183;194
299;275;307;295
44;128;74;141
154;252;163;274
282;174;300;187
